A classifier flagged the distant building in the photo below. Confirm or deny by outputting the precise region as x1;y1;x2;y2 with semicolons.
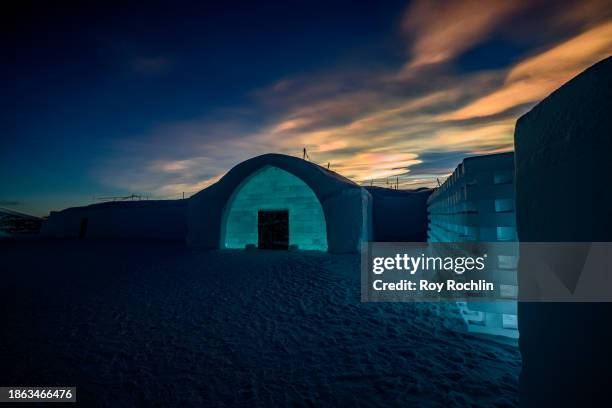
0;208;42;237
41;199;188;241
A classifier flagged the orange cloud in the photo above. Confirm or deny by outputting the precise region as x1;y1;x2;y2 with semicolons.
402;0;523;68
428;122;516;152
156;175;223;197
272;118;313;133
328;152;422;182
444;21;612;120
151;159;201;173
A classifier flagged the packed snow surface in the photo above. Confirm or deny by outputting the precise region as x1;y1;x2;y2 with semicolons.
1;240;520;407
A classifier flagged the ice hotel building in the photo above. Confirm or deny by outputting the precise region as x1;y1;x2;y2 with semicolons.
42;149;516;341
40;56;612;349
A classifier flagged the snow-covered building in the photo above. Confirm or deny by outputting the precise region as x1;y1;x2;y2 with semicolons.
427;152;518;340
188;154;373;253
0;207;42;237
42;153;434;252
42;199;188;240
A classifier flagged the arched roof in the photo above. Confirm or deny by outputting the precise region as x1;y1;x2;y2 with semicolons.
191;153;360;203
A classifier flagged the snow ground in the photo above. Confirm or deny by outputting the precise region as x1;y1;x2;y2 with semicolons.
1;240;520;407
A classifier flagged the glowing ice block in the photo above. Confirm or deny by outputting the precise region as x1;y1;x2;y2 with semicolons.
222;166;328;250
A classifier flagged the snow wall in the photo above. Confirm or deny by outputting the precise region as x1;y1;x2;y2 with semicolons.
514;56;612;407
41;199;187;240
188;154;372;253
427;152;518;340
365;187;431;242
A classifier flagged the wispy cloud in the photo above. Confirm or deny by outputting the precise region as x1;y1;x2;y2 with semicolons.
444;21;612;120
96;1;612;194
94;116;280;197
401;0;523;68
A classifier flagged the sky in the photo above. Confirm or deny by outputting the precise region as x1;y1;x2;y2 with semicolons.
2;0;611;216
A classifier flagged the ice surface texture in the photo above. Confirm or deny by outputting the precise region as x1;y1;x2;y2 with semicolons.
515;56;612;407
223;166;328;250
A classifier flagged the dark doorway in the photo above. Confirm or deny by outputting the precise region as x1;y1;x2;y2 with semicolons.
79;217;88;239
258;210;289;249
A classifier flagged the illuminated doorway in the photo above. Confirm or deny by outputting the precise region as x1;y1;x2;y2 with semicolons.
222;166;327;250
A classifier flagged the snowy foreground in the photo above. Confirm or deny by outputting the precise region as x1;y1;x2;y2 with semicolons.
1;240;520;407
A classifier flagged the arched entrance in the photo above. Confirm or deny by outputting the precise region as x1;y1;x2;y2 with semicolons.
221;165;328;250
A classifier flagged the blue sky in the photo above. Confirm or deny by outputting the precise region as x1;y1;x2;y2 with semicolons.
2;0;611;216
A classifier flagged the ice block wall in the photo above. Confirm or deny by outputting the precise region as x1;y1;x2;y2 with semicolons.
427;152;518;340
515;57;612;407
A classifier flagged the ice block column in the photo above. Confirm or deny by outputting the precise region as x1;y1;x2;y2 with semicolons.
427;152;518;340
